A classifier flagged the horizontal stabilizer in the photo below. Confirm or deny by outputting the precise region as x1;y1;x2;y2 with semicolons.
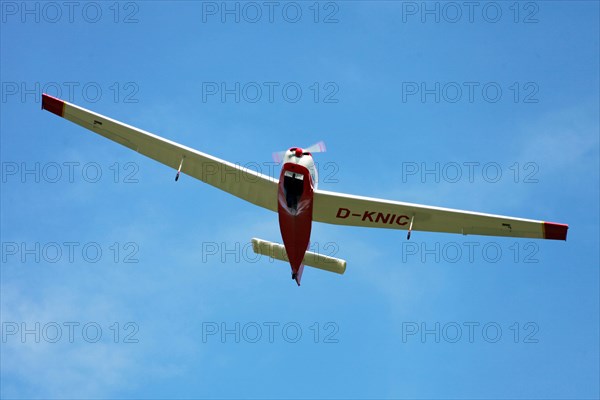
251;238;346;275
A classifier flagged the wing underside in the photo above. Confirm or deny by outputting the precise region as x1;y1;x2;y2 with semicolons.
42;94;278;211
42;93;567;241
313;190;568;240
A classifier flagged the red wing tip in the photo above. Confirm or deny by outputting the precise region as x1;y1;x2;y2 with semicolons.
543;222;569;241
41;93;65;117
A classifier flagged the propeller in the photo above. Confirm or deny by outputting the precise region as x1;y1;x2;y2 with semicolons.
304;140;327;154
272;141;326;163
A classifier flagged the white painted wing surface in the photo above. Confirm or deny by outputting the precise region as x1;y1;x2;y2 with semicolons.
313;189;568;240
42;94;278;212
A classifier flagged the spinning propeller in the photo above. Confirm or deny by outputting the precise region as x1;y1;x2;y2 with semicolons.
272;141;326;163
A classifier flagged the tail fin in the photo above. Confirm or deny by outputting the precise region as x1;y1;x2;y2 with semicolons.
251;238;347;276
293;265;304;286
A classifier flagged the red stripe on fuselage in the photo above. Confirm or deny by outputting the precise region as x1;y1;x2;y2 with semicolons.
278;162;314;285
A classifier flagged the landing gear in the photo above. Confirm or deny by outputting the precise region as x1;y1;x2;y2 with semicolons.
292;273;297;280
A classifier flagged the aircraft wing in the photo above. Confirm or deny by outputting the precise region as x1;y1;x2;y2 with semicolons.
41;94;278;212
313;189;568;240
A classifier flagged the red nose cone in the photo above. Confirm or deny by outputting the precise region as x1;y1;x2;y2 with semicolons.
294;148;303;157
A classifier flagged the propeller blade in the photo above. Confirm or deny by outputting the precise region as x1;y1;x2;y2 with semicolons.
273;141;326;162
272;150;286;163
304;141;326;154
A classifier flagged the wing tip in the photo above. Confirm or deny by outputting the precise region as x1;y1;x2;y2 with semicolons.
543;222;569;240
41;93;65;117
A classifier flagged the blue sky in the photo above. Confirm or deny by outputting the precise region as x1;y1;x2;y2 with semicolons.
1;1;598;398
